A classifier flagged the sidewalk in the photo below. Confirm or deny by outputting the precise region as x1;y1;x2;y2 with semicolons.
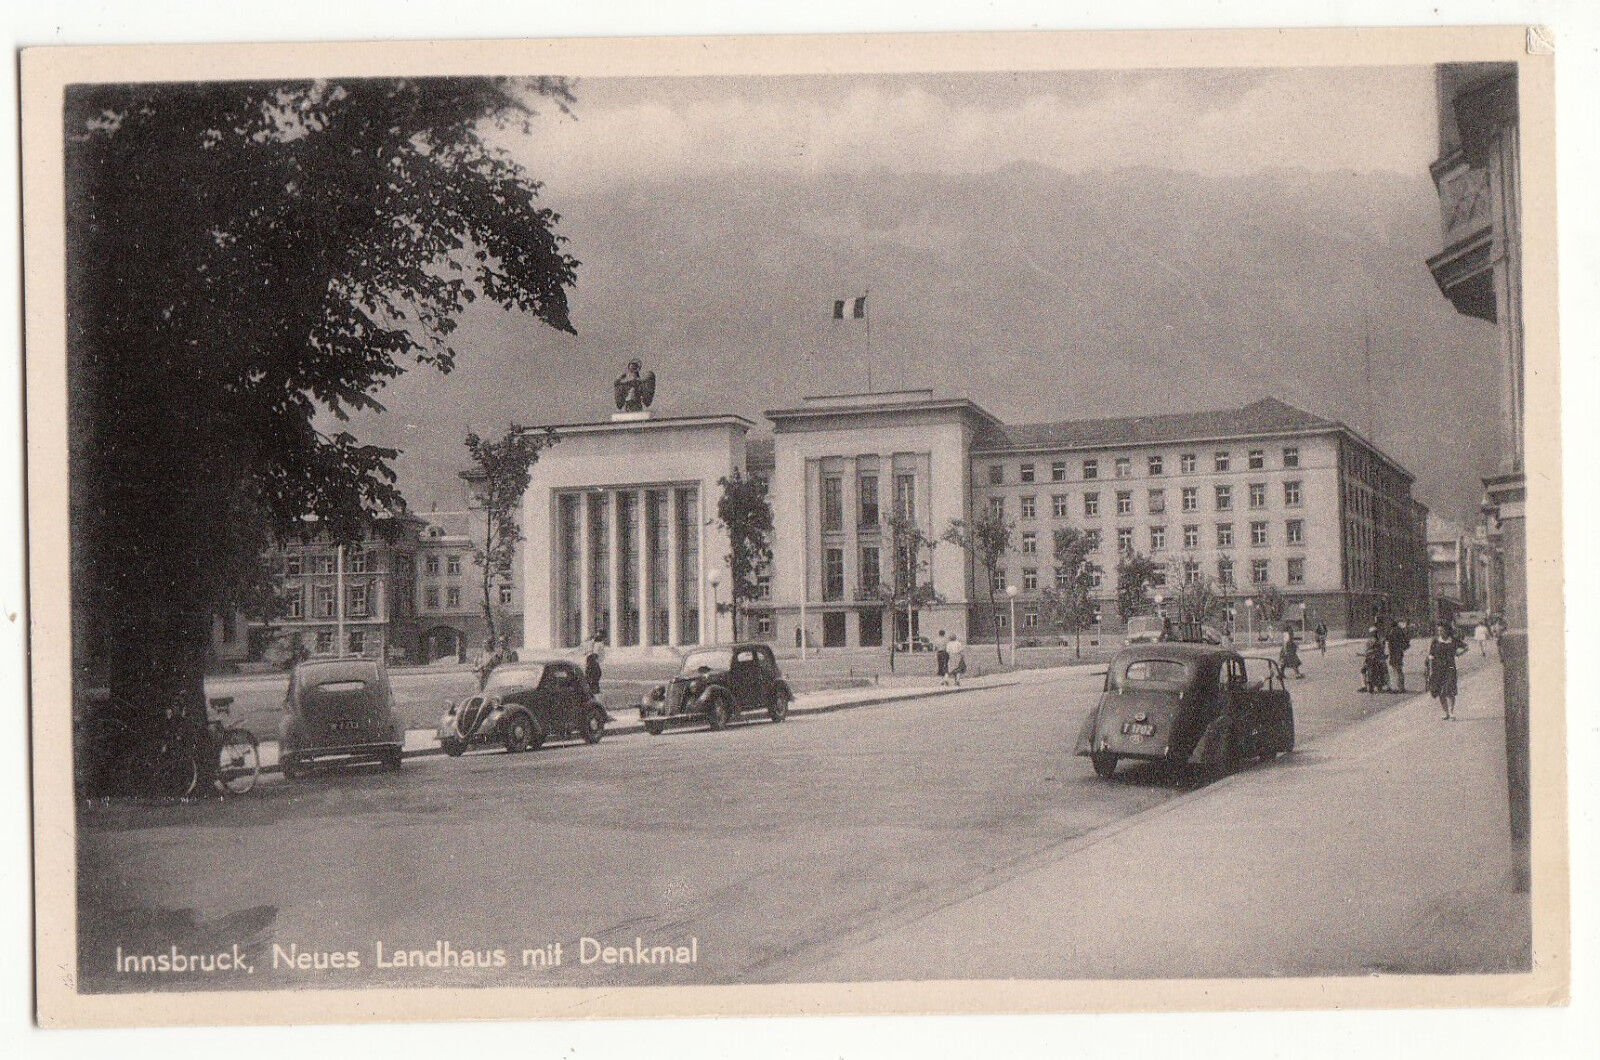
785;660;1534;982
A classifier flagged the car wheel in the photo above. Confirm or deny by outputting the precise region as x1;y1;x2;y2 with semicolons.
706;696;730;732
525;715;547;751
581;707;606;744
503;713;534;753
1091;753;1118;778
441;738;466;758
644;720;665;736
767;695;789;723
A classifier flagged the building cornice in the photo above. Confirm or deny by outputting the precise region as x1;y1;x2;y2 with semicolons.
528;413;756;438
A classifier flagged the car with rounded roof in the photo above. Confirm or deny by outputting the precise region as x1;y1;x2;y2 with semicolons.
639;643;793;734
280;657;405;778
438;657;610;756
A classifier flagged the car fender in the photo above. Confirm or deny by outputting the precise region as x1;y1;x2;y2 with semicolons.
588;698;613;723
774;679;794;702
1188;716;1232;766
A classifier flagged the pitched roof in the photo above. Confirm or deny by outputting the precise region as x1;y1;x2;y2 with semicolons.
972;398;1338;453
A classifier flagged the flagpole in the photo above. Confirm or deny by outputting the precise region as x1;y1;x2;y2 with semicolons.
864;288;872;393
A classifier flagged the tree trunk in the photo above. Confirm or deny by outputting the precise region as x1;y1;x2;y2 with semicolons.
103;605;213;798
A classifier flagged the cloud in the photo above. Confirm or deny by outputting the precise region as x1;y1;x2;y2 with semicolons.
499;67;1438;195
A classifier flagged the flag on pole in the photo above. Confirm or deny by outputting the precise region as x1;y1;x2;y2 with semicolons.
833;294;867;319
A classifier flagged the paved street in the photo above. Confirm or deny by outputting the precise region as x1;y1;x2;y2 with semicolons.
77;644;1494;992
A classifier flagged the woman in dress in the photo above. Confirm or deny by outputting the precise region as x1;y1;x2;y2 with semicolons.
1279;629;1304;679
1425;621;1469;720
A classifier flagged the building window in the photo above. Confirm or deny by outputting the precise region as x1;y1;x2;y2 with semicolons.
1248;449;1265;470
1217;522;1234;548
754;573;772;599
756;614;773;637
1286;519;1304;545
1020;496;1036;520
1083;493;1100;517
1089;567;1104;589
446;586;461;609
995;609;1008;631
1283;445;1300;468
1019;463;1036;483
1149;525;1166;551
312;554;336;575
822;476;843;532
991;568;1007;593
1090;603;1102;626
1051;461;1066;482
348;584;368;617
1218;558;1234;587
1020;531;1037;554
1116;526;1133;552
425;554;440;576
347;549;367;574
1215;485;1232;511
1214;451;1231;472
446;555;461;576
1148;489;1166;514
1249;482;1267;508
499;584;515;604
315;629;334;655
1284;480;1302;507
284;555;303;577
1182;560;1200;585
284;588;304;619
1287;557;1306;585
1052;494;1069;518
1251;521;1269;546
314;585;335;618
1116;491;1133;515
1023;610;1039;629
988;464;1004;486
1022;568;1038;591
1181;486;1198;512
859;547;880;595
1251;559;1270;585
1180;453;1197;474
424;586;439;609
858;475;880;527
1055;566;1071;589
348;629;366;656
989;497;1005;521
822;548;844;601
894;473;916;519
1148;454;1164;476
1082;458;1098;480
1114;456;1132;478
1084;529;1102;551
1183;524;1200;549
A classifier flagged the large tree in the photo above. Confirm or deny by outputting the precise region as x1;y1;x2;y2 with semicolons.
463;425;557;649
67;78;579;794
876;512;940;673
715;471;775;642
943;513;1013;664
1042;526;1098;658
1114;551;1163;624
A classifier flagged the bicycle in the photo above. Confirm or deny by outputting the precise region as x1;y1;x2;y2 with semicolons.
209;697;261;797
77;694;259;799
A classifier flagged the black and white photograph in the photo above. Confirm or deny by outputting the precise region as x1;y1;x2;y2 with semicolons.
20;23;1570;1030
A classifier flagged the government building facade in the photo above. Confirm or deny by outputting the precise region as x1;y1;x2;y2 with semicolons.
520;390;1429;656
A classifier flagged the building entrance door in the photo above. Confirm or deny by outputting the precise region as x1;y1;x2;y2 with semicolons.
822;612;847;648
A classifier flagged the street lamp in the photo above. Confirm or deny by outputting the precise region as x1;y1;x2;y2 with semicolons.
1006;584;1020;667
708;568;723;646
1243;597;1254;645
1153;592;1164;618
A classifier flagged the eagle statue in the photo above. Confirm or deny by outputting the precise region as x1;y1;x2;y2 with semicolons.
613;359;657;412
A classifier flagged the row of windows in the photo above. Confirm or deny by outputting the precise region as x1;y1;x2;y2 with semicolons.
307;628;374;655
991;481;1302;522
284;551;475;578
283;580;513;617
993;556;1306;593
821;473;917;532
987;446;1302;486
1017;519;1305;555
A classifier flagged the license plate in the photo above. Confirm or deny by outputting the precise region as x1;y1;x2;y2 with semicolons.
329;719;369;733
1121;721;1156;737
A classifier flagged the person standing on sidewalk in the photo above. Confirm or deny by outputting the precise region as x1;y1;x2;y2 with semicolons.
1474;621;1490;657
935;629;950;681
1424;621;1468;719
1278;628;1304;679
945;637;966;686
1386;619;1411;694
585;632;606;695
1314;622;1327;655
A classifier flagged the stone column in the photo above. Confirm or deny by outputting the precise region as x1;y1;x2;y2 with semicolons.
634;488;647;647
667;487;682;647
608;489;622;649
579;493;593;644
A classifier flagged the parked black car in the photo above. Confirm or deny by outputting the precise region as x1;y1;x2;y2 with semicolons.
640;644;793;734
1074;644;1295;778
438;658;610;756
280;658;405;778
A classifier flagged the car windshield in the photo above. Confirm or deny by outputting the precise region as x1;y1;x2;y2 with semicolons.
484;664;544;693
1115;657;1193;690
679;649;733;675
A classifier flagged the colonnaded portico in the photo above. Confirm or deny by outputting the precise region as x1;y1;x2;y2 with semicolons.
520;413;747;654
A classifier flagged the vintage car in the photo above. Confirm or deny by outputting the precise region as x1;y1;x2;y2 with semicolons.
1074;644;1295;779
639;643;793;734
280;658;405;778
438;658;610;756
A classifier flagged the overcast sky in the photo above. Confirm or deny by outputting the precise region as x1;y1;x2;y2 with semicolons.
504;66;1440;196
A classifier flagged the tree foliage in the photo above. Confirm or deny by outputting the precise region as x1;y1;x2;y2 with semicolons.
464;425;556;647
716;471;775;642
67;77;579;793
1164;560;1226;625
876;513;940;670
1115;550;1163;623
1253;582;1288;625
1042;527;1098;657
943;513;1013;664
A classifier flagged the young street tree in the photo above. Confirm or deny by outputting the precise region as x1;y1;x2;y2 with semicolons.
68;78;579;794
943;512;1014;664
1164;560;1226;626
716;471;775;642
876;512;940;672
1041;526;1098;657
1115;550;1163;624
463;425;557;649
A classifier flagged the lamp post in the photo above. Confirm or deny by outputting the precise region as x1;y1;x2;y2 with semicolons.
1006;584;1020;667
708;568;723;646
1153;592;1164;619
1243;597;1254;645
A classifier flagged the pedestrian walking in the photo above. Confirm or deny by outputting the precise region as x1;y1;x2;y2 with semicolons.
1424;621;1469;719
584;632;606;695
934;629;950;681
946;637;966;686
1386;619;1411;694
1314;622;1327;656
1474;621;1490;657
1278;629;1304;679
1360;626;1388;693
